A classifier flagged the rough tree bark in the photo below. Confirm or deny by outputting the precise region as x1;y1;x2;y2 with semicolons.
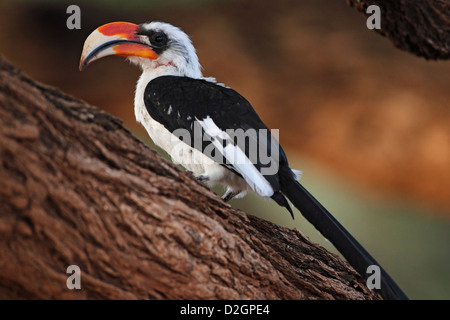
0;55;379;300
347;0;450;60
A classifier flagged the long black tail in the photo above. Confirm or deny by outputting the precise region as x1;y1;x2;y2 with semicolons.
280;176;408;300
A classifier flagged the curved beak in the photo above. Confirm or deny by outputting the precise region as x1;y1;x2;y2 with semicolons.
79;21;158;71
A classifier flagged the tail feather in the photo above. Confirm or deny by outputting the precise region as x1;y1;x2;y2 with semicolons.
281;177;408;300
271;191;294;219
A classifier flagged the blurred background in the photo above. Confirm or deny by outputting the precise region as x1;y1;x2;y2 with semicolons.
0;0;448;299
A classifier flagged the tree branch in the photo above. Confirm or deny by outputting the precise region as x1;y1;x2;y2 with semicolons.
347;0;450;60
0;55;379;299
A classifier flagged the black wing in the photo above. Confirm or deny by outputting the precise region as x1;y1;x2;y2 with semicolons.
144;75;292;194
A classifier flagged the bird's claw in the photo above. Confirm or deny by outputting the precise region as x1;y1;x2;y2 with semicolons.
196;175;209;182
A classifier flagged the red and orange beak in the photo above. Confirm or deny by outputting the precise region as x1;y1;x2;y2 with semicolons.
79;22;158;71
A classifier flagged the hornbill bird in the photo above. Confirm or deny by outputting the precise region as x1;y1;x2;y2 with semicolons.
79;21;408;300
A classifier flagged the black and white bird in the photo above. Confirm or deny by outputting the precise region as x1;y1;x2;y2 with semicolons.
80;21;408;300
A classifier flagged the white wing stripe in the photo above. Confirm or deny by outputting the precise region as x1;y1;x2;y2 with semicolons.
197;116;274;197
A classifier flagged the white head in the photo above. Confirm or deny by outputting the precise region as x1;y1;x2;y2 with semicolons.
79;21;202;79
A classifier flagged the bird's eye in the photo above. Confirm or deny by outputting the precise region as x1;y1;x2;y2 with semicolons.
150;32;168;47
154;35;164;43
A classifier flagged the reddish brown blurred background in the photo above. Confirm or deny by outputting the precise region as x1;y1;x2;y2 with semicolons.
0;0;448;299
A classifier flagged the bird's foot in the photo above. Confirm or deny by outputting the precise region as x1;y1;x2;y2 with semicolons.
196;175;210;182
222;190;241;202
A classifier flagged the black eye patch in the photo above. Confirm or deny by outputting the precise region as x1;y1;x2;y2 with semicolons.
150;32;168;46
137;27;169;54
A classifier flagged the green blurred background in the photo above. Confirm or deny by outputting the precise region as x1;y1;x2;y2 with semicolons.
0;0;448;299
